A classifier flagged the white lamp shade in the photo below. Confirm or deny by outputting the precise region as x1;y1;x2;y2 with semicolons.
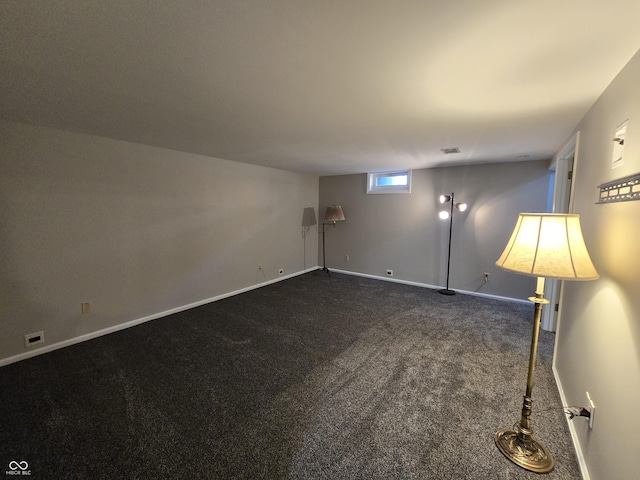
496;213;599;280
324;205;345;222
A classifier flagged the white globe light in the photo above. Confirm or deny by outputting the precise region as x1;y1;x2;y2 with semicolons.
439;210;450;220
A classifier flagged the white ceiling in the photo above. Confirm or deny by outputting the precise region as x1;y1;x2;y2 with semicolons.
2;1;640;176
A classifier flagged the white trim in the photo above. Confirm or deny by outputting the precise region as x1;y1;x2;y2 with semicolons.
2;265;530;367
543;131;580;332
0;267;320;368
328;268;530;304
553;364;591;480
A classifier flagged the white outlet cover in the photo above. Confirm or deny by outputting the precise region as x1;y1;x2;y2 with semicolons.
24;331;45;348
586;392;595;429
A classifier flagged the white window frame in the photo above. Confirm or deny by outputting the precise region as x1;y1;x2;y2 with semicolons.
366;170;412;194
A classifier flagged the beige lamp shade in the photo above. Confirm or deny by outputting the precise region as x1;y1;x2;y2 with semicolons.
324;205;345;222
496;213;599;280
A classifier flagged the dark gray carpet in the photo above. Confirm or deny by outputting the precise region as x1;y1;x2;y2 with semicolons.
0;272;581;479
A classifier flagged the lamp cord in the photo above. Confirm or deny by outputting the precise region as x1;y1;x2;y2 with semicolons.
534;405;589;419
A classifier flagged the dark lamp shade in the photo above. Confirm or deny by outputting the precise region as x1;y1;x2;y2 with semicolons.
496;213;599;280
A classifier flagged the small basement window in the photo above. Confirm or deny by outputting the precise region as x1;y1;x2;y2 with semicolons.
367;170;412;194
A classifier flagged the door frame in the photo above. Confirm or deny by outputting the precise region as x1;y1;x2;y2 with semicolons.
542;131;579;331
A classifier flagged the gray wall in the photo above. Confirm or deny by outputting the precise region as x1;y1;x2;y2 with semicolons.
319;160;551;300
554;49;640;480
0;121;319;363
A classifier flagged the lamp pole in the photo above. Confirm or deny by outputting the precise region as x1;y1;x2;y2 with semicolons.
322;222;331;274
321;205;345;276
440;192;456;295
495;281;554;473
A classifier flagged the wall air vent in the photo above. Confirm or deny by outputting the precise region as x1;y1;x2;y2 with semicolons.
440;147;461;154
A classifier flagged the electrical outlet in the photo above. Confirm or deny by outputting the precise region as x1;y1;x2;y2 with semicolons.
24;331;44;348
278;268;284;275
344;254;349;262
586;392;595;429
258;264;263;270
484;272;490;282
386;269;393;277
81;302;91;314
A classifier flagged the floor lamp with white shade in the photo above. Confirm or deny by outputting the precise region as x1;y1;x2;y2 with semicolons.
494;213;598;473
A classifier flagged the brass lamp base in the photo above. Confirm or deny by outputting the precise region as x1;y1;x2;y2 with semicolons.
495;426;554;473
495;290;554;474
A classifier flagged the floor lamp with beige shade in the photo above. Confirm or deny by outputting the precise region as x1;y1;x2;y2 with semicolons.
494;213;599;473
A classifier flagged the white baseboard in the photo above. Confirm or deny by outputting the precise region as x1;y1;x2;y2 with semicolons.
553;364;590;480
1;266;528;367
0;267;320;368
328;268;530;304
